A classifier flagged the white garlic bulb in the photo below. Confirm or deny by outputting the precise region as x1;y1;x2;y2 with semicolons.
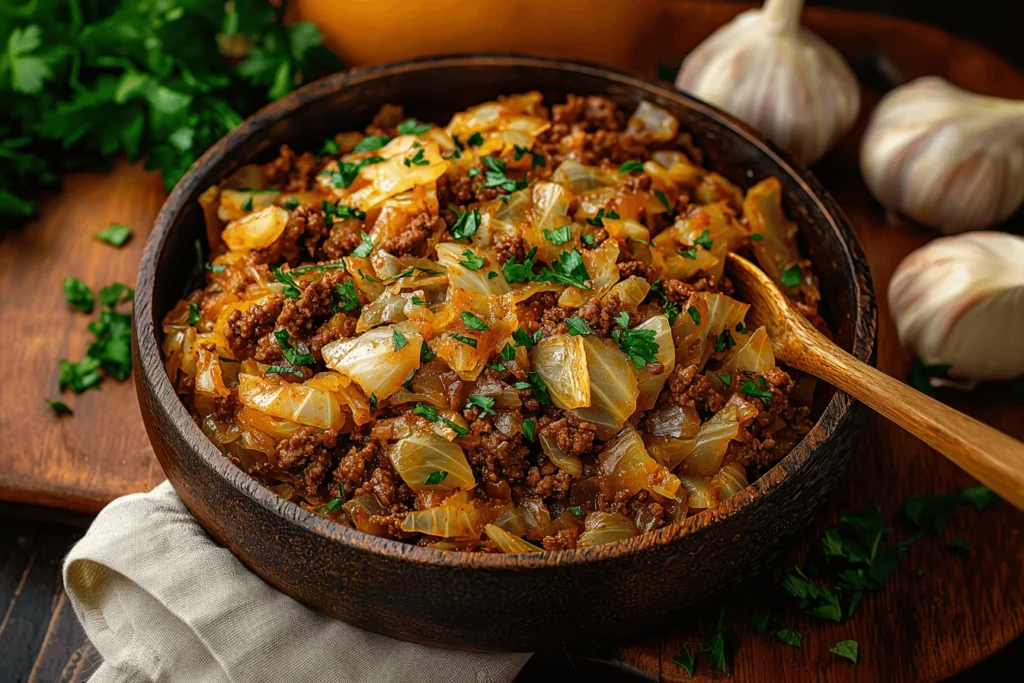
675;0;860;165
861;77;1024;234
889;231;1024;382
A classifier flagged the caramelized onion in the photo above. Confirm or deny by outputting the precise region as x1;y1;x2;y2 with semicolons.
577;511;638;547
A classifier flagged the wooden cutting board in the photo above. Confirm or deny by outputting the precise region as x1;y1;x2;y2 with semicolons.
1;3;1022;681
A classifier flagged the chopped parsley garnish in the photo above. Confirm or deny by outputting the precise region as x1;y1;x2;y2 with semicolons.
539;249;590;289
522;419;536;441
678;246;698;259
46;399;73;415
716;373;732;385
619;160;644;173
420;342;436;363
369;393;378;411
290;262;348;275
206;262;226;273
693;229;714;250
274;329;314;367
271;266;302;299
478;156;529;193
542;225;572;245
188;303;201;325
319;494;345;513
581;233;596;246
611;311;659;369
450;333;478;348
466;131;484;147
397;118;431;136
404;148;428;166
319;138;340;155
487;271;498;279
94;223;132;247
410;295;427;306
780;263;803;288
392;328;408;351
351;232;374;258
241;196;253;211
750;233;764;241
672;647;695;677
63;277;95;313
566;506;584;517
58;281;134;392
585;208;620;227
460;311;490;331
714;329;736;352
353;134;391;152
775;628;802;648
424;470;449;485
59;357;102;393
735;321;747;335
265;365;303;377
323;200;366;223
99;283;134;308
412;403;468;438
449;207;481;240
699;610;732;674
512;144;545;167
284;197;300;210
457;249;485;271
322;156;385;188
335;281;360;311
467;394;496;417
502;246;538;283
525;371;551;404
500;343;516;362
513;144;529;161
467;167;481;178
654;189;672;211
512;328;542;349
903;485;999;534
830;640;858;664
741;375;772;404
565;317;593;336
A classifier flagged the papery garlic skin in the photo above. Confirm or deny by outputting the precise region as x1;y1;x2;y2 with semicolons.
675;0;860;165
861;77;1024;234
889;232;1024;382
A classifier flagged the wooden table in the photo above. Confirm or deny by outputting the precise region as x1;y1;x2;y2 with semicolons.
2;3;1023;681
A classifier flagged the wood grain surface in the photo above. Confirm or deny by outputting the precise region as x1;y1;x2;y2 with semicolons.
1;2;1022;680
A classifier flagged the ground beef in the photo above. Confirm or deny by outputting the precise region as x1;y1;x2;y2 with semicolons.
618;260;654;280
308;314;358;362
256;205;329;266
277;271;347;339
524;466;572;500
333;440;378;489
493;233;525;265
225;298;283;360
379;212;440;257
542;526;580;551
577;291;630;337
318;224;365;260
213;391;239;421
538;414;597;458
266;427;339;496
666;364;726;414
464;416;531;489
436;173;477;214
262;145;319;193
662;278;716;302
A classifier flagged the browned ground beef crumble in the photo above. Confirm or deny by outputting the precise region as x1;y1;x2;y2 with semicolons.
165;93;820;553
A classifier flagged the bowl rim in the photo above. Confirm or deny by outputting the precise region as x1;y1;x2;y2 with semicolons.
135;53;876;569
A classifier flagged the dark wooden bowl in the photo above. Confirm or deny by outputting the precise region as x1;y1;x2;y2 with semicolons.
133;54;876;652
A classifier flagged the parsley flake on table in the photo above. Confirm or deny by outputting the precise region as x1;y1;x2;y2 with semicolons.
460;311;490;331
612;313;659;369
274;329;314;367
543;225;572;245
903;485;998;534
351;232;375;258
353;134;391;152
392;328;408;351
619;160;644;173
775;628;802;648
467;394;496;417
63;278;95;313
424;470;449;486
780;263;803;288
95;223;132;247
46;399;73;415
699;609;732;674
335;280;360;312
565;317;593;336
457;249;485;271
830;640;858;664
539;249;591;289
671;646;695;678
188;302;200;325
449;207;481;240
741;375;773;404
271;266;302;299
521;419;536;441
397;118;431;135
502;246;538;283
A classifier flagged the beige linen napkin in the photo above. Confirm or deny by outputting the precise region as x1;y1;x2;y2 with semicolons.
64;481;531;683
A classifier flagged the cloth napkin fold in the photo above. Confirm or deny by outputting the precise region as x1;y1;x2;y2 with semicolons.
63;481;531;683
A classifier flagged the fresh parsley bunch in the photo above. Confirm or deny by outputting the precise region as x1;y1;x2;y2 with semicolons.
0;0;340;227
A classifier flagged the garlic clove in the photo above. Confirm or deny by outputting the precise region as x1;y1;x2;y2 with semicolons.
889;231;1024;382
675;0;860;165
860;77;1024;234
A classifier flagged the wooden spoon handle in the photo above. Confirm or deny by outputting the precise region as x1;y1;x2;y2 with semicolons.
793;335;1024;510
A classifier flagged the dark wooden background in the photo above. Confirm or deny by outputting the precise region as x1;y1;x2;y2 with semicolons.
1;2;1022;682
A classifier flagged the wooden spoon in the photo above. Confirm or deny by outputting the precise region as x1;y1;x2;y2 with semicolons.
726;252;1024;511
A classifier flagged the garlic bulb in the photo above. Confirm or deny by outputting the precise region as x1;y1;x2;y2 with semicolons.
860;77;1024;234
675;0;860;165
889;232;1024;382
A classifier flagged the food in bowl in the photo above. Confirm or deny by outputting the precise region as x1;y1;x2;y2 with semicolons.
162;92;823;553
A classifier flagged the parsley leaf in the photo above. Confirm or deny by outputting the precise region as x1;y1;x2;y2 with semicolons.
612;313;659;368
404;148;428;166
478;156;528;194
655;189;672;212
467;394;496;417
715;329;736;352
678;246;698;259
780;263;803;288
750;233;764;241
188;303;201;325
95;223;132;247
699;610;732;674
351;232;374;258
581;233;596;246
687;305;701;326
369;393;378;410
457;249;485;271
502;246;538;283
271;266;302;299
353;134;391;152
323;157;385;189
420;342;436;362
318;494;345;513
460;311;490;331
397;118;431;135
775;628;802;648
543;225;572;245
412;403;468;437
285;197;300;211
565;317;593;336
265;365;303;377
59;357;103;393
449;207;481;240
323;201;366;223
335;280;360;311
450;333;477;348
619;160;644;173
830;640;858;664
46;399;73;415
98;283;134;309
782;566;843;622
63;278;95;314
741;375;773;404
525;371;550;404
717;373;732;385
672;647;695;678
425;470;449;485
392;328;408;351
319;138;340;155
568;506;585;517
274;329;314;367
539;249;590;289
522;419;536;441
693;229;713;250
466;132;484;147
585;208;621;227
512;328;542;349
